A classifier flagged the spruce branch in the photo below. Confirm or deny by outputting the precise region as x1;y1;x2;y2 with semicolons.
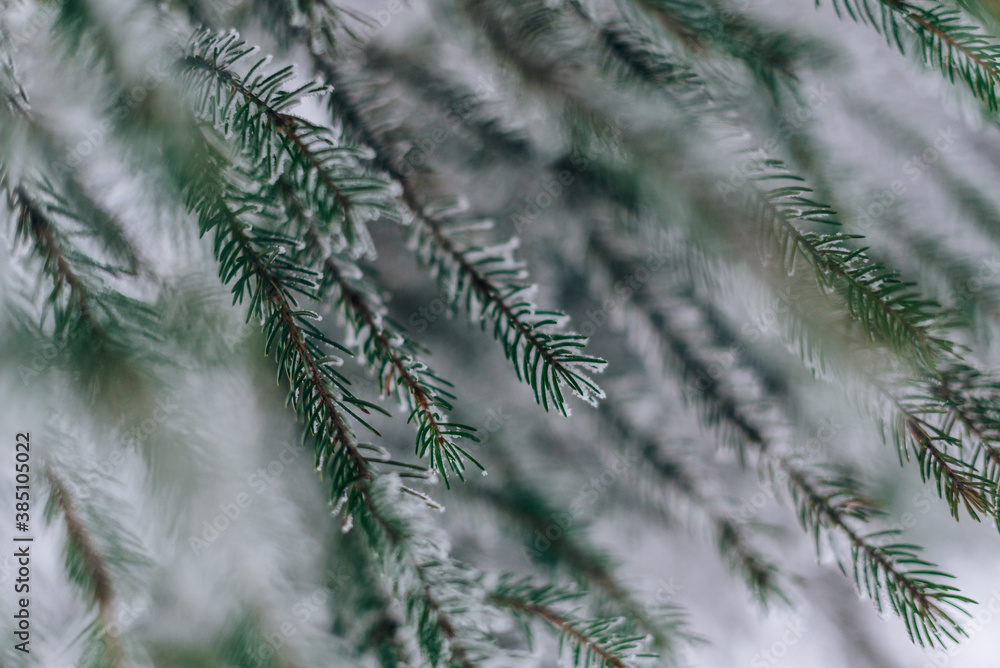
183;158;382;508
178;29;485;480
44;466;127;668
566;0;707;94
193;166;498;666
5;180;103;336
253;18;609;417
276;174;483;484
408;199;607;417
378;155;609;419
733;160;960;372
169;30;513;665
585;232;973;646
360;482;479;668
415;575;476;668
871;380;997;521
706;231;998;526
464;467;690;654
822;0;1000;110
2;167;162;411
179;128;497;664
932;366;1000;488
594;398;787;606
490;577;656;668
40;13;406;509
781;460;974;647
775;442;974;648
178;29;398;259
357;477;518;668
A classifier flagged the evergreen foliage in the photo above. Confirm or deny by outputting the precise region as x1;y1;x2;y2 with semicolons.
3;0;1000;665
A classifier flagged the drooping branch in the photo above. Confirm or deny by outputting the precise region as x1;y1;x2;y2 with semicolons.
822;0;1000;110
5;180;102;335
490;580;642;668
595;398;786;605
275;174;481;483
181;36;489;480
231;17;607;417
45;467;126;668
585;232;973;647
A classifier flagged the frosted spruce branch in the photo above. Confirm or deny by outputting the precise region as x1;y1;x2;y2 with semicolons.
357;477;521;667
251;21;608;417
178;29;394;258
178;30;486;480
585;233;973;647
464;465;689;654
2;172;158;360
873;380;995;521
490;577;655;668
182;159;381;510
932;366;1000;488
406;198;607;417
782;462;974;647
191;171;495;667
729;162;958;370
1;167;163;407
177;122;503;663
275;173;483;484
723;160;1000;521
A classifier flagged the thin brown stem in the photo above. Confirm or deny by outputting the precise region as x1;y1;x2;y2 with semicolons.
491;594;627;668
224;210;373;481
45;467;126;668
9;186;103;335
